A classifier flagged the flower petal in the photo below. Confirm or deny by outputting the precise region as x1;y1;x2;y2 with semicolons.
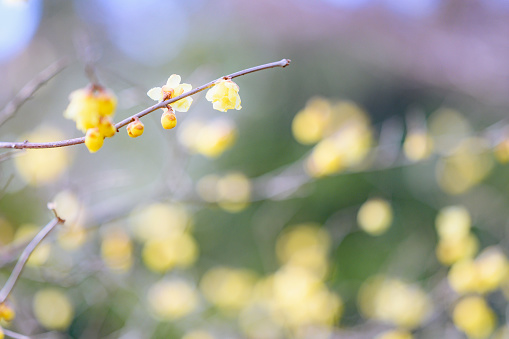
166;74;181;88
147;87;163;101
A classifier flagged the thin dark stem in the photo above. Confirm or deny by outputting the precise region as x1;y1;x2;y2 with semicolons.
0;59;291;150
0;215;64;303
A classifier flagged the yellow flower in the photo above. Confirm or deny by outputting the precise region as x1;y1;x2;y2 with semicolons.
161;111;177;129
147;74;193;112
206;78;242;112
33;289;74;330
15;125;71;185
0;303;15;322
85;127;104;153
98;117;116;138
64;87;117;133
453;296;496;339
127;118;144;138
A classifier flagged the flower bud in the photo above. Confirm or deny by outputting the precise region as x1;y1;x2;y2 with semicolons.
85;128;104;153
127;118;144;138
161;111;177;130
99;117;116;138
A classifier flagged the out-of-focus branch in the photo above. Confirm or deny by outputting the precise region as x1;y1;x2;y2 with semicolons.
2;328;30;339
0;59;291;150
0;59;68;127
0;208;64;304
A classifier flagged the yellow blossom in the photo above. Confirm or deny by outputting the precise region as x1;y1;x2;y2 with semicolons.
85;127;104;153
200;267;257;311
453;296;496;339
33;289;74;330
98;117;116;138
358;276;432;329
357;198;393;235
147;280;198;320
147;74;193;112
101;227;133;272
0;303;15;322
206;78;242;112
179;119;237;157
161;110;177;129
127;118;144;138
64;87;117;133
15;126;70;185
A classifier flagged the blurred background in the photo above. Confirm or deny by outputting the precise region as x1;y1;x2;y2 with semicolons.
1;0;509;338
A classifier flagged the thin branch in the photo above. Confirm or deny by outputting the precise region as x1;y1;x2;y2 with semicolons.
0;210;64;303
0;59;69;127
3;328;31;339
0;58;291;150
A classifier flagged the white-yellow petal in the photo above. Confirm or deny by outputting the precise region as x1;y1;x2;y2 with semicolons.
147;87;163;101
180;83;192;93
167;74;181;88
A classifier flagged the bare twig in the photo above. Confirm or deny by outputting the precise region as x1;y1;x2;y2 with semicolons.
0;59;68;127
3;328;31;339
0;59;291;150
0;210;64;303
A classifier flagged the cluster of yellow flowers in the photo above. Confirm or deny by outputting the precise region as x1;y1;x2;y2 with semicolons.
431;204;509;338
63;75;241;154
292;97;373;177
237;224;343;337
64;85;117;153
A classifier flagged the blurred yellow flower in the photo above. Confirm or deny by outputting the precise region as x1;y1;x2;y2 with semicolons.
448;260;479;294
0;303;15;322
435;205;471;240
33;289;74;330
436;138;493;195
206;78;241;112
201;267;257;311
272;265;343;328
217;172;251;212
130;203;191;242
179;119;237;158
436;234;479;266
357;198;393;236
147;280;198;320
306;122;372;177
276;223;331;278
453;296;496;339
15;125;70;186
142;232;198;272
196;172;252;212
147;74;193;112
101;227;133;272
403;130;434;162
358;276;432;329
292;97;332;145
